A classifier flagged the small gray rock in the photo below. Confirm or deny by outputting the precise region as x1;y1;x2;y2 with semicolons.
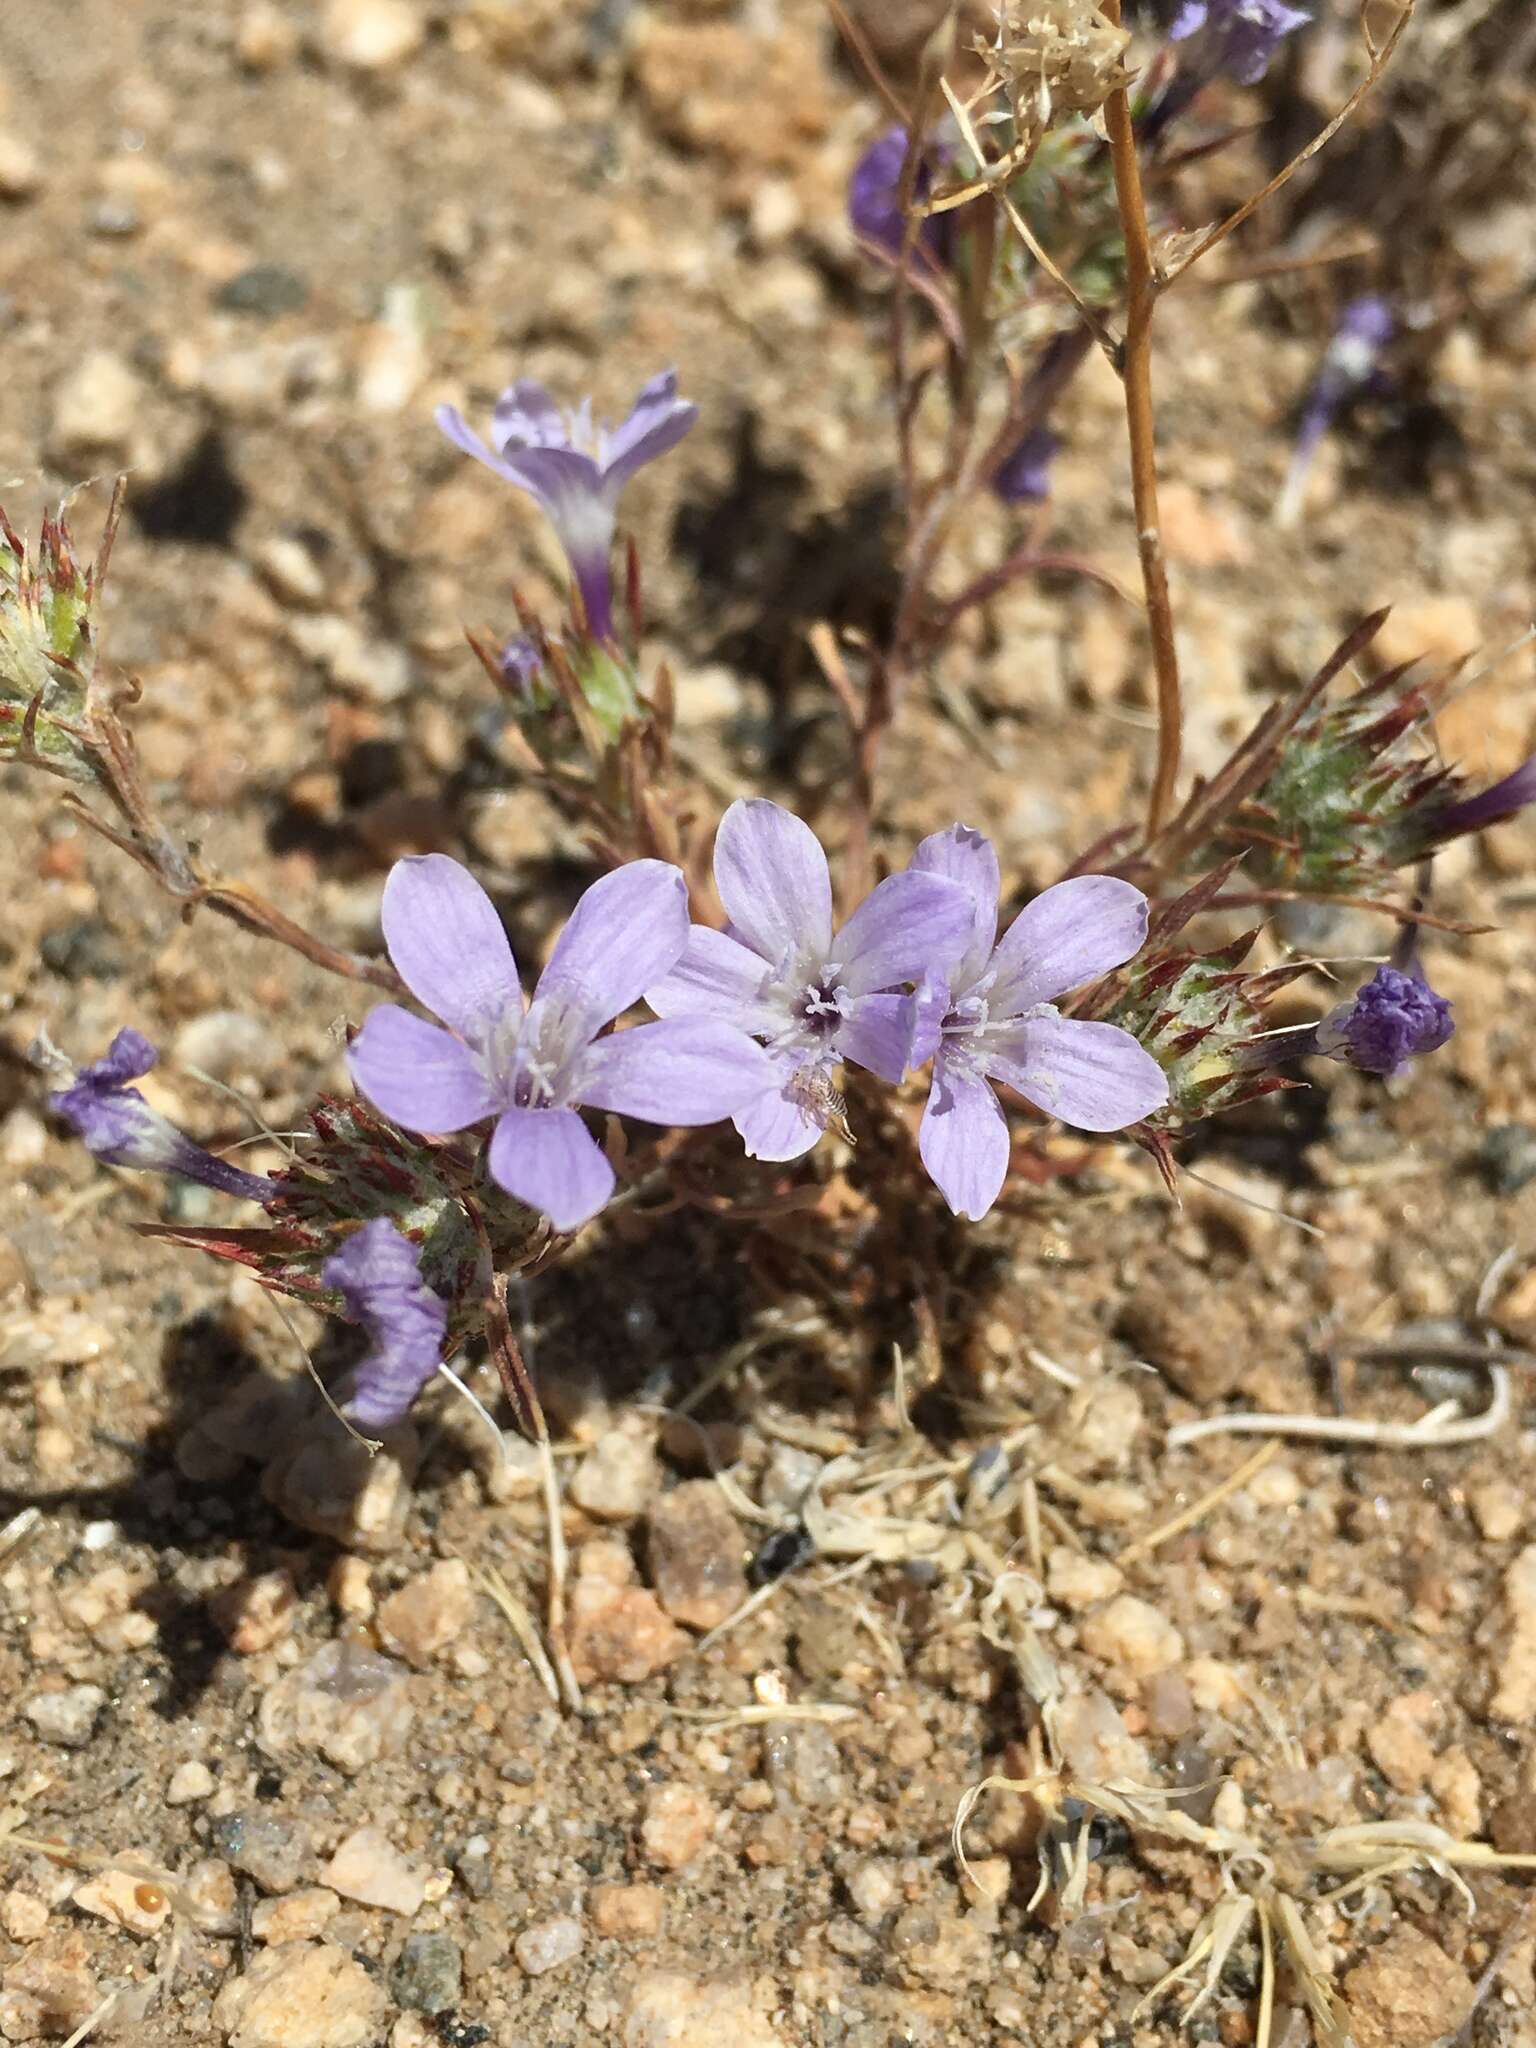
392;1931;463;2015
208;1810;315;1896
24;1685;106;1749
1482;1124;1536;1196
216;264;310;317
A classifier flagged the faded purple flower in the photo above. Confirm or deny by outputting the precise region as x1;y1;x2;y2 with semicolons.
992;425;1062;506
1167;0;1310;83
904;828;1168;1220
643;799;972;1162
348;854;772;1232
1278;295;1393;526
436;370;697;643
322;1217;448;1433
1423;754;1536;843
1314;963;1453;1076
49;1028;275;1204
848;127;949;263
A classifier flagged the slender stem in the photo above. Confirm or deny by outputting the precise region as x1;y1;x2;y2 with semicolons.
1100;0;1182;838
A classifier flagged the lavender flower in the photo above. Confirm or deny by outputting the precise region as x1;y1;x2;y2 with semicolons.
904;828;1168;1220
1277;296;1393;528
1314;963;1453;1076
49;1029;276;1204
348;854;772;1231
643;800;973;1162
436;370;697;643
322;1217;447;1433
1167;0;1310;84
992;426;1062;506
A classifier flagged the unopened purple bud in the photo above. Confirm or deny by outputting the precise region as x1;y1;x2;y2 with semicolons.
847;126;950;266
1424;753;1536;842
992;426;1062;506
322;1216;448;1432
49;1029;275;1204
1314;964;1453;1077
501;634;543;699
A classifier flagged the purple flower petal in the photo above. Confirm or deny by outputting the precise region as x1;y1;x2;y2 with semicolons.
833;870;971;996
348;1006;502;1134
908;968;952;1070
909;824;1000;992
323;1217;447;1433
435;403;520;484
580;1018;775;1124
643;925;773;1025
836;992;915;1086
919;1062;1012;1221
492;378;575;456
988;874;1151;1013
603;369;698;491
381;854;522;1040
488;1104;616;1231
1315;964;1453;1076
732;1053;831;1162
536;860;691;1034
87;1027;159;1088
988;1015;1169;1130
713;799;834;969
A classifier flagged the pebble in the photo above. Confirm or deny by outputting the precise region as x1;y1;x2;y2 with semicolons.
1046;1546;1125;1610
391;1931;462;2014
0;1894;47;1943
320;0;425;72
0;1938;99;2037
257;1638;415;1774
570;1426;659;1522
1365;1690;1440;1794
1054;1687;1151;1783
590;1882;665;1940
514;1913;584;1977
1119;1291;1246;1403
1079;1594;1186;1677
209;1812;316;1897
452;1835;493;1899
288;613;414;705
216;264;310;317
237;3;300;69
566;1538;688;1685
640;1781;715;1870
23;1685;105;1749
250;1889;340;1945
1342;1926;1474;2048
173;1008;272;1081
623;1971;783;2048
210;1568;299;1653
166;1760;217;1809
254;533;328;608
376;1559;473;1668
1479;1124;1536;1195
1491;1544;1536;1720
322;1824;425;1915
0;134;42;201
71;1869;170;1938
762;1722;845;1811
49;351;144;463
846;1859;900;1923
646;1481;748;1630
184;1859;240;1936
263;1428;418;1553
891;1904;994;1989
211;1941;390;2048
1469;1479;1523;1543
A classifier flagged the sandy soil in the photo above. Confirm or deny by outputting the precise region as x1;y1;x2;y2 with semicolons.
1;2;1536;2045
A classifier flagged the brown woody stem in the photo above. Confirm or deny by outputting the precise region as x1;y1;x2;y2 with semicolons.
1101;0;1182;840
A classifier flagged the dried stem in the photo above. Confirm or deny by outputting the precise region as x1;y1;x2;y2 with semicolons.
1100;0;1182;838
